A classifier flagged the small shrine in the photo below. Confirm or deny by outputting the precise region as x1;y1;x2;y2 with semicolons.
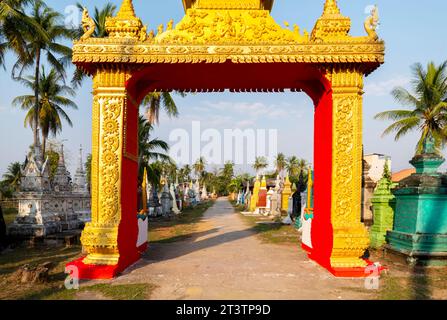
386;135;447;265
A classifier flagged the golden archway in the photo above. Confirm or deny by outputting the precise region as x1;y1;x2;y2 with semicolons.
68;0;384;279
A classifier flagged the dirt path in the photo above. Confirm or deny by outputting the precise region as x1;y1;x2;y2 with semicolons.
114;198;376;300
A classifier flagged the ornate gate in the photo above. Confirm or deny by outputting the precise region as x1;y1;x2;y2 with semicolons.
68;0;384;279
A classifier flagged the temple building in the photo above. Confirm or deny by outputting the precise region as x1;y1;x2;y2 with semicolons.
7;144;91;238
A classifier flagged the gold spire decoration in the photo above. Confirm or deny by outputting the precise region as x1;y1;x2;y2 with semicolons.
116;0;136;19
105;0;145;40
323;0;341;15
311;0;351;41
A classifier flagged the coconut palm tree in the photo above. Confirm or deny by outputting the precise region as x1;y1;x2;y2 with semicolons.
297;159;308;175
141;92;186;125
13;67;77;158
178;165;192;182
0;0;28;68
11;0;74;155
138;115;171;185
1;162;22;192
253;156;268;175
274;153;287;177
0;0;47;68
221;161;235;179
286;156;301;177
375;61;447;154
193;157;207;182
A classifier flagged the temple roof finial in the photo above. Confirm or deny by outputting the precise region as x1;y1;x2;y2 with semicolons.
323;0;341;15
117;0;136;19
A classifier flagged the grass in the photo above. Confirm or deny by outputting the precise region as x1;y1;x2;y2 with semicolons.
3;208;17;225
148;200;215;244
0;244;83;300
368;249;447;300
30;283;157;300
230;200;300;245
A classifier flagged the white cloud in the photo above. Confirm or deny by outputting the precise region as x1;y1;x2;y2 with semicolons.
364;75;411;97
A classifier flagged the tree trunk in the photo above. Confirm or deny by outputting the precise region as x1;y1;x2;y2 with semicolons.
42;134;47;160
34;49;41;159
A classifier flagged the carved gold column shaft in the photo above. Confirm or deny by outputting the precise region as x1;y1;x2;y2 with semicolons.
328;67;370;269
81;67;131;265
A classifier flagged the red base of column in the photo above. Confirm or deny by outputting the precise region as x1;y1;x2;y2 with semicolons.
67;243;148;280
66;258;125;280
301;244;387;278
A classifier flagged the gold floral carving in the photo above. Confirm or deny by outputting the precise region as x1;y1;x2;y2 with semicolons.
328;68;370;268
81;68;131;265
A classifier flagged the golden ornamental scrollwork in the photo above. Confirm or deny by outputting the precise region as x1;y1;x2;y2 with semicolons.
155;9;309;45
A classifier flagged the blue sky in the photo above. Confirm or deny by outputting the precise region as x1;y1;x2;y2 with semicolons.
1;0;447;176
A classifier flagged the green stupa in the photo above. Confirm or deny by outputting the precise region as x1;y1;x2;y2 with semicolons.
370;160;396;248
386;134;447;265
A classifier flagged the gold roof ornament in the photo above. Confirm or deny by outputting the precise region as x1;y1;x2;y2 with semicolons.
182;0;274;12
311;0;351;41
105;0;145;40
72;0;384;73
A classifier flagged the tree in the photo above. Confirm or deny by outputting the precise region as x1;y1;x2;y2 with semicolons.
141;92;185;125
12;0;74;155
13;67;77;157
138;115;170;186
253;156;268;175
286;156;300;177
178;164;192;182
274;153;287;177
0;0;47;69
1;162;22;192
375;61;447;154
193;157;207;181
221;161;234;179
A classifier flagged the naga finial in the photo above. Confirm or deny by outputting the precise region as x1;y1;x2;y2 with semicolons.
364;5;379;40
80;7;96;41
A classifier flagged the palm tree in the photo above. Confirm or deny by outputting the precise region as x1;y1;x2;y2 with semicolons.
253;156;268;175
375;61;447;154
298;159;308;176
178;164;192;182
274;153;287;177
221;161;235;179
1;162;22;192
0;0;48;68
286;156;300;177
12;0;74;155
193;157;207;181
138;115;171;184
141;92;186;125
13;67;77;157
